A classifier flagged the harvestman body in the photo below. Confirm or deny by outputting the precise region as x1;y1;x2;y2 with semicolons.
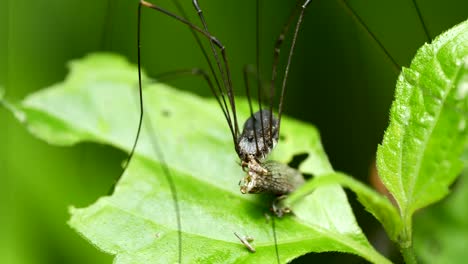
237;110;304;195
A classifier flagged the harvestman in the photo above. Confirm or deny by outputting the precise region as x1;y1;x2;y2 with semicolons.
131;0;313;261
137;0;312;203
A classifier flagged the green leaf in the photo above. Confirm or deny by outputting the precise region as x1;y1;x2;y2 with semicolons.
285;172;402;242
4;53;390;263
376;20;468;224
414;166;468;264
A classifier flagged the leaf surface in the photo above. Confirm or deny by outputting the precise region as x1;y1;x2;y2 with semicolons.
377;20;468;222
285;172;402;242
5;54;390;263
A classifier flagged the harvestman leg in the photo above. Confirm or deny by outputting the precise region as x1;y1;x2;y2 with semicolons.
275;0;312;135
338;0;467;115
142;67;221;261
171;0;238;142
137;2;221;263
242;64;267;157
266;1;313;261
191;0;240;139
140;0;240;146
338;0;431;72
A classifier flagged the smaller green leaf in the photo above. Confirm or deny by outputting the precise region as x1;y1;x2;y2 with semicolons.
377;19;468;222
285;172;402;242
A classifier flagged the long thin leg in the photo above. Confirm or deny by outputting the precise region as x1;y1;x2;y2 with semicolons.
338;0;400;73
137;2;182;262
140;0;240;149
272;0;434;137
242;0;265;158
277;0;313;136
268;0;302;139
410;0;431;42
171;0;235;143
192;0;240;141
339;0;432;71
243;65;261;155
272;215;280;264
128;3;144;177
142;97;182;264
154;68;231;130
339;0;467;116
255;0;267;150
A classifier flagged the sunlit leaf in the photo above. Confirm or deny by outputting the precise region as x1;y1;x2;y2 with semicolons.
4;54;390;263
376;20;468;224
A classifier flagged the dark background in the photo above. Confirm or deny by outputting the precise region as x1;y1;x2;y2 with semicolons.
1;0;467;263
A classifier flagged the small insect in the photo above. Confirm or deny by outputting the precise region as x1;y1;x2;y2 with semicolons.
234;232;256;253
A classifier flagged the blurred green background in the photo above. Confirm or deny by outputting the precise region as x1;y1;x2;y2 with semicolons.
1;0;467;263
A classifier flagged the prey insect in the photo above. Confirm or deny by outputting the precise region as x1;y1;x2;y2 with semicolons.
234;232;256;253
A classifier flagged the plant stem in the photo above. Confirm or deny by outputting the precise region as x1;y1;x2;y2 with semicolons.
400;213;417;264
400;244;417;264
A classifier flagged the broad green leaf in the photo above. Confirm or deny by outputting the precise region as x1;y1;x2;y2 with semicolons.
414;166;468;264
285;172;402;242
3;54;390;263
377;20;468;223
